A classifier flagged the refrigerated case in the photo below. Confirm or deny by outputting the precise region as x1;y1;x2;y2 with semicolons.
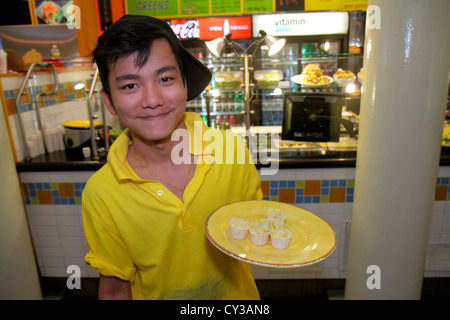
171;12;363;161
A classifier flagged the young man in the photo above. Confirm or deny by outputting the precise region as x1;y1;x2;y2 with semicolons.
82;15;262;299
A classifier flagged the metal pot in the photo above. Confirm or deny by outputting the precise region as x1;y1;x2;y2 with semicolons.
62;120;103;149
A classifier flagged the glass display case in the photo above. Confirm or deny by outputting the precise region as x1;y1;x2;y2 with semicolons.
187;53;364;163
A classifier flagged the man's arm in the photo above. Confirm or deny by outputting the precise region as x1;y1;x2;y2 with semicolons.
98;274;132;300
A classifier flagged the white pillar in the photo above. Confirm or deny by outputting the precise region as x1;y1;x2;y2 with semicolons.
0;108;42;299
345;0;450;299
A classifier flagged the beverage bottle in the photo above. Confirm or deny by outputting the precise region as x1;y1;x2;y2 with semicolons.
51;44;60;59
223;19;230;36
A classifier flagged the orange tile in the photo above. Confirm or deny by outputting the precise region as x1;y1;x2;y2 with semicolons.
261;181;270;197
329;187;346;202
5;99;16;116
305;180;321;196
22;183;29;198
67;84;74;95
58;89;66;102
278;188;295;204
21;93;30;104
435;185;448;201
59;183;74;198
37;190;53;205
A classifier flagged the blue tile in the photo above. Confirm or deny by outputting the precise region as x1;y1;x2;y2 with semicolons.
330;180;339;187
280;181;287;188
346;195;354;203
347;187;354;195
442;177;449;185
321;188;329;195
304;196;312;203
36;183;43;190
28;183;36;190
288;181;295;188
339;180;346;187
270;189;278;196
296;188;304;196
270;181;279;188
296;196;304;203
322;180;330;187
313;196;321;203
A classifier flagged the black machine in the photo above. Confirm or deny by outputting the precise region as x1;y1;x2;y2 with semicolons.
282;93;354;142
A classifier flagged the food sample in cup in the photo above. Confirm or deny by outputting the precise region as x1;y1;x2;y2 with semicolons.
270;228;292;250
266;208;286;221
229;217;249;240
249;221;270;245
265;217;285;230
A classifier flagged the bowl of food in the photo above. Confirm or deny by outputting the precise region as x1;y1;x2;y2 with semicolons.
254;69;283;88
291;63;333;86
333;68;356;87
214;71;242;89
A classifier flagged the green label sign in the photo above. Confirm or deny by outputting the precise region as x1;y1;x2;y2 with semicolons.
126;0;177;17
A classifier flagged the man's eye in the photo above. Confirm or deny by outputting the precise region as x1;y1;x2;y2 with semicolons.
160;77;173;83
121;83;137;90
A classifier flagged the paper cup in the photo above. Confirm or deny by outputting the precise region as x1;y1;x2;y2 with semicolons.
270;228;292;250
229;219;248;240
249;230;270;246
266;208;286;221
82;147;91;158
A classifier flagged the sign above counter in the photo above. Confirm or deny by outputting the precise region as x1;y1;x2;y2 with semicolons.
252;11;349;37
169;16;252;40
125;0;273;17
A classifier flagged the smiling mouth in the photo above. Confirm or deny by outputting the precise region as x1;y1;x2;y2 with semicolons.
138;110;172;120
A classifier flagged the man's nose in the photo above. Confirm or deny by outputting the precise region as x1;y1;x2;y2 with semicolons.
141;83;164;109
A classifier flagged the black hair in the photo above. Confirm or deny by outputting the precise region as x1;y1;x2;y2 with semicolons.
91;21;185;97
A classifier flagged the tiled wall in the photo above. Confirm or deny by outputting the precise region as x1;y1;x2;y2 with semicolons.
19;167;450;280
1;69;119;161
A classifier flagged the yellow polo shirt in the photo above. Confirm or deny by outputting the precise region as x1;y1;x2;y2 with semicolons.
82;112;262;300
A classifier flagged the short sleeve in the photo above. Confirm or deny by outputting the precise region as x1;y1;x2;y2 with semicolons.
82;178;135;281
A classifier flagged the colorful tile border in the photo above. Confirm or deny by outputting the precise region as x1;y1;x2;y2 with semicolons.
20;177;450;205
261;179;354;204
3;80;89;116
22;182;85;205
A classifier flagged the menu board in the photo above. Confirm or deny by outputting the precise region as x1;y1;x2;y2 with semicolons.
211;0;241;14
126;0;273;17
179;0;209;15
243;0;273;13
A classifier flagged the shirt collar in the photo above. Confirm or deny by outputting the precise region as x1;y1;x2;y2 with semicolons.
107;112;215;182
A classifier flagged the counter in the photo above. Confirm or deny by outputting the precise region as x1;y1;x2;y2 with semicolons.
15;147;450;281
16;147;450;172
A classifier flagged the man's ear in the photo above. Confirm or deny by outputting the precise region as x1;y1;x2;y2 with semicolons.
101;89;117;116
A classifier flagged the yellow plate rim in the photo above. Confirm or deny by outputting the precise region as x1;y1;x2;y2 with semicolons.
205;200;337;268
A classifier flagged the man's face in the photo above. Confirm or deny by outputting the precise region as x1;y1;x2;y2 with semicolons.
102;38;188;144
